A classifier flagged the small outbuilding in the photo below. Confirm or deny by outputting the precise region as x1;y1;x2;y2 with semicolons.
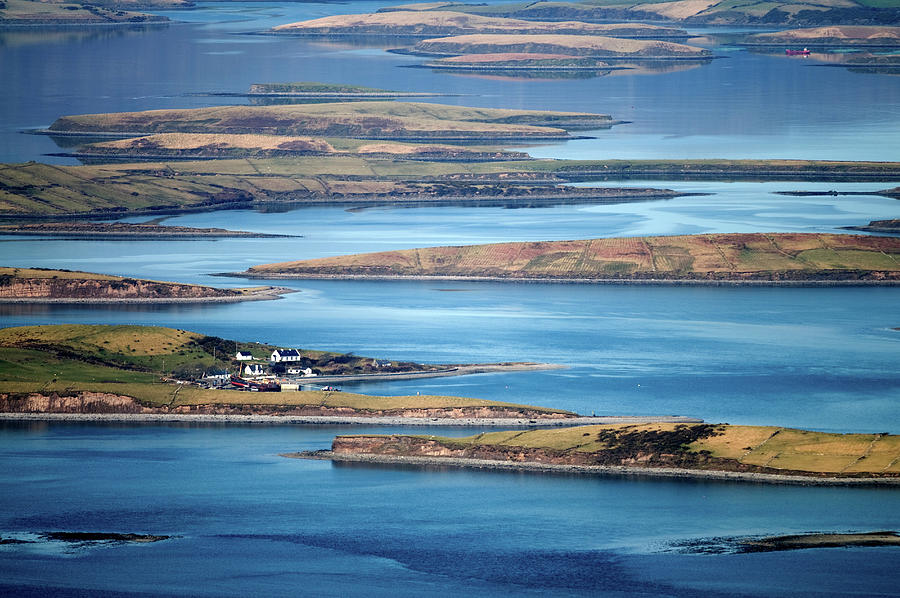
235;351;254;361
243;363;266;377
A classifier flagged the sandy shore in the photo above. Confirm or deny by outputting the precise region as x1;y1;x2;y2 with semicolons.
291;451;900;486
0;286;295;304
0;413;702;427
299;362;564;384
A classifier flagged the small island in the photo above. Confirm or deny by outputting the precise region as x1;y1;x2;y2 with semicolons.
423;53;616;72
271;11;689;39
0;267;291;303
46;101;619;140
402;34;712;60
742;531;900;551
238;233;900;285
293;423;900;484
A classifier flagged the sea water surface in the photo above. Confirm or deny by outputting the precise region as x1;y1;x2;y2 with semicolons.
1;421;899;597
2;2;900;595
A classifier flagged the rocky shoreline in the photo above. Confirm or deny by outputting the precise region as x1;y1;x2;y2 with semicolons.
290;451;900;486
0;285;294;304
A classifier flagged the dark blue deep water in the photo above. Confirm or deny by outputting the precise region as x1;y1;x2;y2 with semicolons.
1;422;899;597
2;2;900;595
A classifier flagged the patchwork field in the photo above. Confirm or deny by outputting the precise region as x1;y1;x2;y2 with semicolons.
243;233;900;283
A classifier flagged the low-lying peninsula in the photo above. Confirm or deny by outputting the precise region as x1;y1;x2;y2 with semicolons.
844;219;900;233
423;53;615;72
0;267;291;303
272;11;688;39
0;324;581;421
238;233;900;284
296;423;900;484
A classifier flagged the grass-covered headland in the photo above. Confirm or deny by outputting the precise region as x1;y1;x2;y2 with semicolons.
0;324;573;418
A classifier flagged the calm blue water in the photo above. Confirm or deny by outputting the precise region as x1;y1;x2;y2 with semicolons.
2;2;900;595
0;422;898;597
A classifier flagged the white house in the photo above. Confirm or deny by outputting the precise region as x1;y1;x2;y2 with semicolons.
271;349;302;363
235;351;254;361
243;363;266;377
203;369;229;382
287;367;317;377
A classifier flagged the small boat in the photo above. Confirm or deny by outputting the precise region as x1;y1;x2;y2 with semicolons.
785;48;810;56
230;375;281;392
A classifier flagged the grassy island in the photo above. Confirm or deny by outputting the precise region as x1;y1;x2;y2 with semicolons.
0;266;289;302
241;233;900;284
425;52;614;71
272;10;688;38
47;101;617;139
743;25;900;47
405;34;711;59
322;423;900;482
0;324;572;419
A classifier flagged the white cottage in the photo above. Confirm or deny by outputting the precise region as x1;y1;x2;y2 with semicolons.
235;351;254;361
271;349;302;363
243;363;266;377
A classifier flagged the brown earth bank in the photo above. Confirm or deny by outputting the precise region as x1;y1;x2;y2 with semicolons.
0;391;573;419
241;233;900;284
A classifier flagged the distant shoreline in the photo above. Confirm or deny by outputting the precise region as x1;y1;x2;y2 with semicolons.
290;451;900;486
224;273;900;287
0;413;702;427
0;286;295;304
